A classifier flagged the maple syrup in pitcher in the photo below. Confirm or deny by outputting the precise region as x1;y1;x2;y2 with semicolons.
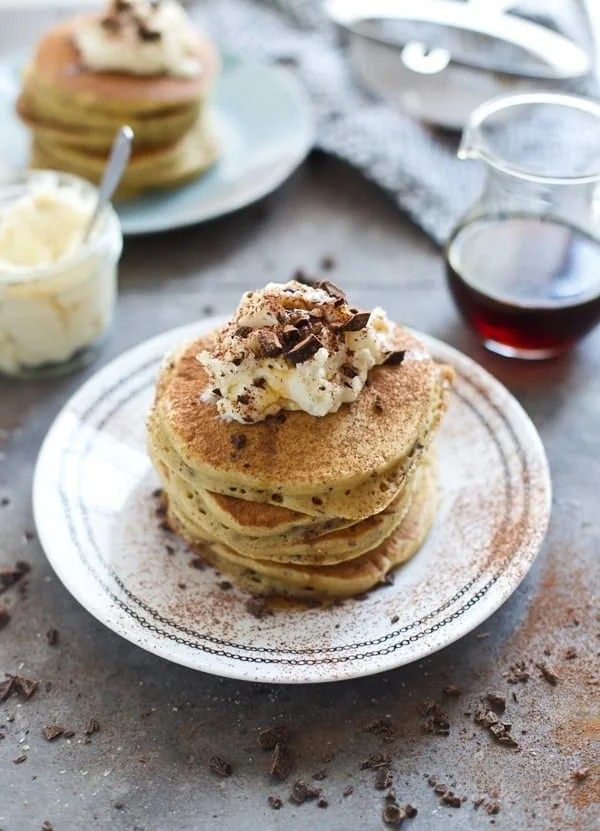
448;92;600;357
446;215;600;357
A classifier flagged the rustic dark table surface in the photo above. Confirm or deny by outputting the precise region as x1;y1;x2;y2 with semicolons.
0;158;598;831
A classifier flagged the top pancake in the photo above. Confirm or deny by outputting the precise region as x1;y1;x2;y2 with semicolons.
153;325;451;497
29;13;218;107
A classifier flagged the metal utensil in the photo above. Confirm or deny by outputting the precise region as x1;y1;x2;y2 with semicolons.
84;125;133;241
325;0;591;80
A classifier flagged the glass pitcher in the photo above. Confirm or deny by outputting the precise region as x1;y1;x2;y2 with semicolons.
445;92;600;359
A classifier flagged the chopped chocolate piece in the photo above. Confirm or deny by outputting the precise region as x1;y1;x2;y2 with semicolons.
8;674;39;699
489;723;506;738
232;356;243;366
565;647;578;659
505;660;530;683
485;692;506;712
386;788;397;801
362;715;394;735
189;557;205;570
43;724;65;741
317;279;346;305
320;255;336;271
218;581;232;591
427;776;437;787
235;326;252;338
252;377;266;389
0;605;10;631
537;661;560;685
443;685;461;697
433;784;448;795
84;717;100;736
441;792;462;808
114;802;124;810
137;21;161;41
208;755;232;777
42;822;53;831
341;363;359;379
312;769;327;781
0;561;30;594
46;628;59;646
473;796;485;808
268;796;282;810
13;754;27;764
497;734;520;748
230;434;247;451
317;796;329;808
0;677;14;700
384;350;406;366
281;325;302;347
158;520;173;534
312;497;323;506
236;393;250;406
475;709;499;728
382;803;406;826
340;311;371;332
390;615;399;624
290;779;320;804
285;333;323;364
404;804;418;818
486;800;501;815
258;331;284;358
572;767;590;781
258;725;289;751
420;700;450;735
375;768;393;790
271;492;283;503
212;388;222;398
270;742;292;780
360;752;391;770
343;785;353;796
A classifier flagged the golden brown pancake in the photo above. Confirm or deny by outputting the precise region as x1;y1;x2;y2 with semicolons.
26;13;218;109
149;326;453;519
165;459;438;598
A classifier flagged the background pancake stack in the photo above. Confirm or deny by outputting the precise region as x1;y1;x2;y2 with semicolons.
17;2;219;198
147;323;454;600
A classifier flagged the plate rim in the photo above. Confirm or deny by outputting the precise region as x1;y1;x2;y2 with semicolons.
33;320;552;683
0;50;315;236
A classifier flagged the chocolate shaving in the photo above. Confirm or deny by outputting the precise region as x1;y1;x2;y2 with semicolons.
317;279;346;305
230;434;247;451
270;741;292;780
382;803;407;826
339;311;370;332
281;325;302;347
208;755;232;777
0;561;30;594
43;724;65;741
84;717;100;736
285;333;323;364
258;725;289;751
384;350;406;366
0;605;9;631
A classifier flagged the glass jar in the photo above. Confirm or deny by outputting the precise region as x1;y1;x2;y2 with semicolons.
0;170;122;379
445;92;600;359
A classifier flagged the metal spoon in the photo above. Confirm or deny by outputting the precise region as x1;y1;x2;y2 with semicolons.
84;125;133;241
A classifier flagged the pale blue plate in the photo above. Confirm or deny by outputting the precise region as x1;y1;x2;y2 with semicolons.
0;51;314;235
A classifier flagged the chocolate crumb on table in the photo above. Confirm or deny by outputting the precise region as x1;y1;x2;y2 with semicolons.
290;779;320;804
42;822;53;831
360;752;391;770
268;796;282;810
13;754;27;764
84;717;100;736
441;791;462;807
0;604;10;630
564;646;578;659
485;692;507;712
46;628;59;646
343;785;353;796
362;715;394;739
258;725;289;751
536;661;560;685
4;673;39;700
571;767;590;782
418;698;450;735
442;685;461;697
208;755;232;777
43;724;65;741
312;768;327;781
375;767;393;790
382;803;407;826
405;804;418;817
0;561;31;593
114;801;124;810
270;741;292;781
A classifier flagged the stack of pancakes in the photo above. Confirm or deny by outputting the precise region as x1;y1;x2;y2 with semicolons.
147;325;453;600
17;9;219;198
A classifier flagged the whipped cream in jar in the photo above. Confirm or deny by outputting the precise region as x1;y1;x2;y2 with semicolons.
0;170;122;379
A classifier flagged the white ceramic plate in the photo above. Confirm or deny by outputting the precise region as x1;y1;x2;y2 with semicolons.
0;51;313;235
33;320;551;684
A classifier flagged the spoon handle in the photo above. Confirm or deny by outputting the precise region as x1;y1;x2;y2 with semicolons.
85;125;134;239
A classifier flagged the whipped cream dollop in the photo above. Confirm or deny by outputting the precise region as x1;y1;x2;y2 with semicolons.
197;280;403;423
73;0;202;78
0;179;92;271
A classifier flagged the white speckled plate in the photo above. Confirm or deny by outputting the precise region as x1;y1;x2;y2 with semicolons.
0;51;313;235
33;319;551;684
